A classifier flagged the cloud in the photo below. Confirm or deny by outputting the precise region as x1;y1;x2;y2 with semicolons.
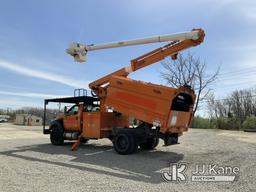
217;0;256;20
0;98;42;109
0;90;70;109
0;59;90;88
0;90;68;98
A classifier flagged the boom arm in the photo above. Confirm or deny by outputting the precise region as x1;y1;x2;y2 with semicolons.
66;30;203;62
67;29;205;98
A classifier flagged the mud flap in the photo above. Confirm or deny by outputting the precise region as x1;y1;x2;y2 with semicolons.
161;133;179;146
71;135;82;151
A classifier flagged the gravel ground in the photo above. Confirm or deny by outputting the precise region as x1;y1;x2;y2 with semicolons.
0;123;255;192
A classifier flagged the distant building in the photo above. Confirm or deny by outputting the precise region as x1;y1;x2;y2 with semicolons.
14;114;42;126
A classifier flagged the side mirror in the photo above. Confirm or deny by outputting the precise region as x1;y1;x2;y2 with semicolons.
64;106;67;114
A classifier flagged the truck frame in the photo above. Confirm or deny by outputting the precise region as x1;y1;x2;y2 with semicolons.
43;29;205;154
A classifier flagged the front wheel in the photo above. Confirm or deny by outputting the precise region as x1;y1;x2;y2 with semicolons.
50;126;64;145
113;132;137;155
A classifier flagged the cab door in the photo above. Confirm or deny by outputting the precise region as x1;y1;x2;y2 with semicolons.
63;105;82;131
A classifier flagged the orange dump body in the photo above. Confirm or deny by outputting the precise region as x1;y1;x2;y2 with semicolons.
105;75;196;135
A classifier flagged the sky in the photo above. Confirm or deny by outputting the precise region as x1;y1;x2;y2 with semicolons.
0;0;255;115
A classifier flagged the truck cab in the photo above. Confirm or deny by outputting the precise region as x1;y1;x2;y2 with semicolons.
43;90;128;148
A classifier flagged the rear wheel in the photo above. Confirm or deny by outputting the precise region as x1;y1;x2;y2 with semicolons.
140;137;159;150
50;125;64;145
113;132;137;155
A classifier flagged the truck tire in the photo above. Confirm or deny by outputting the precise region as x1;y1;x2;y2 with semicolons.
113;132;137;155
139;137;159;150
50;125;64;145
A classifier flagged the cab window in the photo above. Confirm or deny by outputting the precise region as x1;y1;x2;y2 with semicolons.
66;105;79;115
84;104;100;112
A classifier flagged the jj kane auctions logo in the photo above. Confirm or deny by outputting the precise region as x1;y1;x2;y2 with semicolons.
162;163;239;182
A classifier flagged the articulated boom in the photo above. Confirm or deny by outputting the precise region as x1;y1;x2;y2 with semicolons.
87;29;204;99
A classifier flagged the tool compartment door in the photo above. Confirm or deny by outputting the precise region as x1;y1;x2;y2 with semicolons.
167;111;192;132
82;112;101;138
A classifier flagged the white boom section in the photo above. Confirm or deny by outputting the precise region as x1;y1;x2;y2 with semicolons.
66;30;200;62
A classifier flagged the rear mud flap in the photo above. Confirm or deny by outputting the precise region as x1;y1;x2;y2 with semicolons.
160;133;179;146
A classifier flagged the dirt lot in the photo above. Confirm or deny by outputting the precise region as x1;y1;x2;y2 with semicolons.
0;123;255;192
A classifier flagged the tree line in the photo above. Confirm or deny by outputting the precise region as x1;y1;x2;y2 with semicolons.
203;88;256;130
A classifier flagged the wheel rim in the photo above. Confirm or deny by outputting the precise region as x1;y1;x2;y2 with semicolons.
116;135;129;151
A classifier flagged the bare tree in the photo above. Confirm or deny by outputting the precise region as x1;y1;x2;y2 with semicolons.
161;53;219;115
